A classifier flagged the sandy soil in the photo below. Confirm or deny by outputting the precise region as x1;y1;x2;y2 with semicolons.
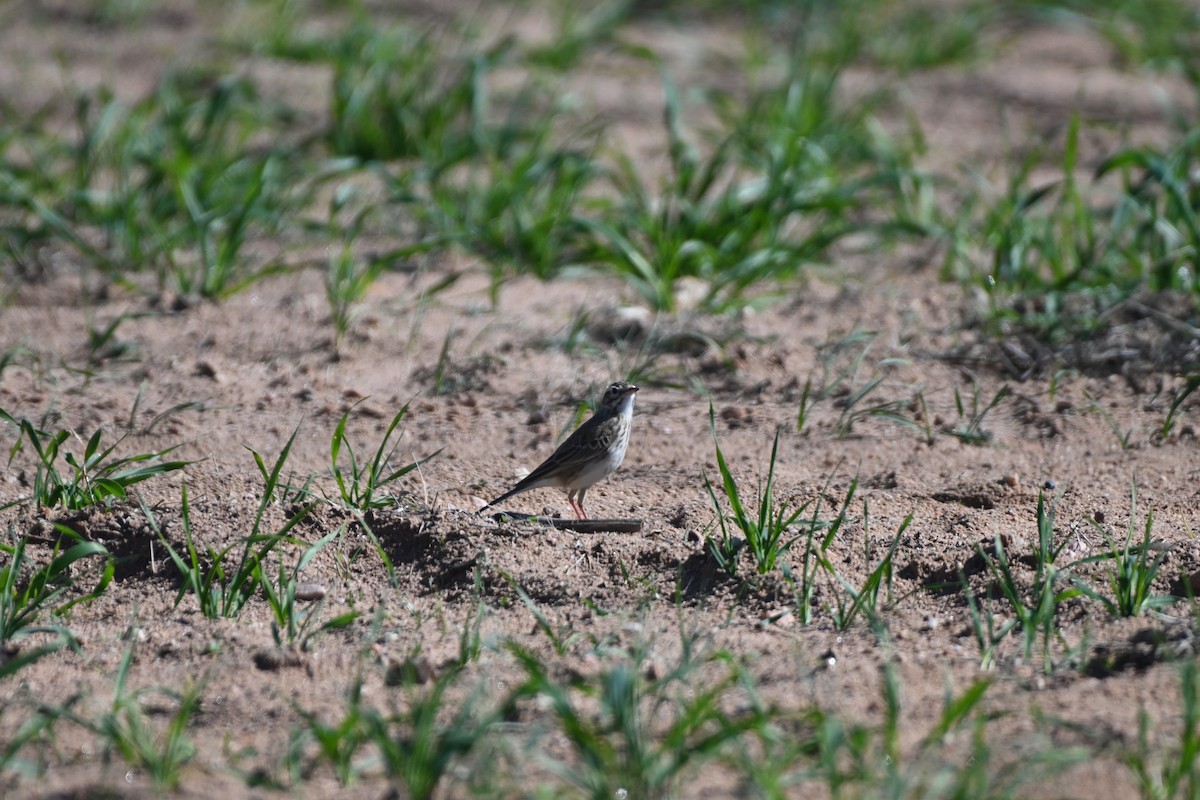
2;2;1200;798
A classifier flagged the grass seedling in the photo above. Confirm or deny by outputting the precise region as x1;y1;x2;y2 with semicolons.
249;439;316;508
1159;374;1200;440
582;23;918;314
295;598;502;797
260;525;359;649
323;185;385;355
525;0;634;71
961;570;1018;672
1;410;189;512
89;643;204;791
365;668;503;800
0;694;79;779
429;328;457;397
878;660;1081;796
329;24;501;168
292;676;372;787
1077;485;1174;618
6;69;298;295
704;407;808;577
580;64;883;313
865;1;991;71
944;111;1200;355
329;400;439;514
942;115;1111;328
824;506;909;630
85;312;142;365
0;527;111;646
327;401;440;585
795;375;815;435
500;570;583;656
124;384;201;437
735;648;1077;795
963;494;1088;671
425;122;601;306
144;427;313;618
978;513;1088;673
831;378;912;440
1084;389;1136;450
297;665;505;798
325;243;384;355
943;382;1010;445
980;533;1062;672
799;331;916;440
1097;127;1200;294
1124;659;1200;800
787;649;1084;794
176;153;285;299
508;633;763;800
1030;491;1071;586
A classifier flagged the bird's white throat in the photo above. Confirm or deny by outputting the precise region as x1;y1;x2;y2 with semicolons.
616;392;636;417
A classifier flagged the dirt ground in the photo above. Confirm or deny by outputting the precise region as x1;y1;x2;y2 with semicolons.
3;2;1200;798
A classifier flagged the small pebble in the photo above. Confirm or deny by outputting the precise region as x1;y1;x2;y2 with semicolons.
720;405;747;422
252;648;303;671
295;582;327;602
195;360;222;382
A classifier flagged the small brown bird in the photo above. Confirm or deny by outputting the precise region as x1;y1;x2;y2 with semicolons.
480;382;638;519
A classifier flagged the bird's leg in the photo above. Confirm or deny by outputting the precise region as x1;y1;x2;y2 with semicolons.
567;490;587;519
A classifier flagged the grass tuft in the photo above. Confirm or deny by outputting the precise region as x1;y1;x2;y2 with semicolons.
704;406;809;578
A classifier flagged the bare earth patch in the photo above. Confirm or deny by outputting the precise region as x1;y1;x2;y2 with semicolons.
2;2;1200;798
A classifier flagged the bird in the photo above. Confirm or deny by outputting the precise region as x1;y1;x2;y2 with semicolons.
480;382;639;520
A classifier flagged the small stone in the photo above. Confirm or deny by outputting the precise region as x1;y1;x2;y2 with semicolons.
587;306;652;343
252;648;303;671
759;608;794;628
195;360;222;382
1044;479;1056;490
295;583;327;602
1001;474;1019;488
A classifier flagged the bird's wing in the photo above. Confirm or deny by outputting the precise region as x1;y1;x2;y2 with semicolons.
518;414;613;486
